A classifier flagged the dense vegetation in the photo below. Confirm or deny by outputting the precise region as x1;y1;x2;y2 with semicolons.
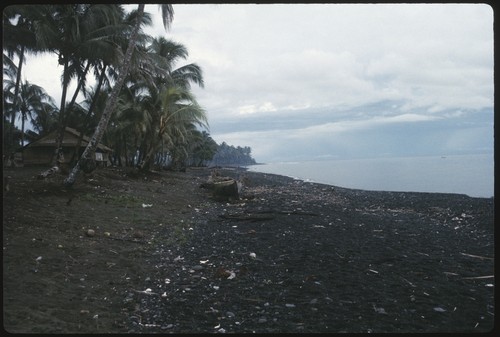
3;4;255;175
210;142;257;166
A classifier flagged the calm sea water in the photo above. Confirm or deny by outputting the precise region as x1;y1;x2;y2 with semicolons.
248;154;494;198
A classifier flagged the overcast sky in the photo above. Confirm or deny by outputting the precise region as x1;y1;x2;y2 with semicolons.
22;4;494;163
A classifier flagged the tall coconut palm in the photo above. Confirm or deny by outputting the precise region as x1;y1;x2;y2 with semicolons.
3;5;39;150
65;4;174;186
138;84;208;171
100;36;205;170
31;4;130;165
4;79;56;147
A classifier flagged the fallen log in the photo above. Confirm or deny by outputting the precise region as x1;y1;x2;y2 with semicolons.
38;166;60;179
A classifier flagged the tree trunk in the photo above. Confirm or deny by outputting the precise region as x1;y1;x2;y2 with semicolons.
51;59;70;166
69;63;108;165
9;46;25;150
64;4;145;187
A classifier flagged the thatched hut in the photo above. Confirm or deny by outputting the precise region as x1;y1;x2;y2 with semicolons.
14;127;113;167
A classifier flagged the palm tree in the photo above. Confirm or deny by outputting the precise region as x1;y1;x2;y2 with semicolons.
3;6;39;151
31;5;130;165
187;130;218;167
31;100;58;136
103;82;148;166
65;4;174;186
4;79;56;147
138;84;208;171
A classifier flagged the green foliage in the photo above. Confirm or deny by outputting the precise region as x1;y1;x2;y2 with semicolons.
210;142;257;166
2;4;245;172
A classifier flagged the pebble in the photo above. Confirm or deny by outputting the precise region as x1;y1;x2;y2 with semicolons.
258;317;267;323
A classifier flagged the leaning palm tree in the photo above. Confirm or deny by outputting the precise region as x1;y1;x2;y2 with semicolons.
138;84;208;171
64;4;173;186
32;4;129;165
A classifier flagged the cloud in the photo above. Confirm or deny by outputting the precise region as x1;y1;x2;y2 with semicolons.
209;97;493;161
18;4;493;163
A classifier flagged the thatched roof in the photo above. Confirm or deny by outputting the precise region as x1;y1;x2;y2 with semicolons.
24;127;113;153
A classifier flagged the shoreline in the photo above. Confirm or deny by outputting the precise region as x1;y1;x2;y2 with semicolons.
215;165;494;200
3;166;495;333
242;156;494;199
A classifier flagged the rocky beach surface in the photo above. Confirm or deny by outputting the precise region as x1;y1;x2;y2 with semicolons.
2;166;495;333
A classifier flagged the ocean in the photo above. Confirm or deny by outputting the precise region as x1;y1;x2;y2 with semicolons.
247;154;494;198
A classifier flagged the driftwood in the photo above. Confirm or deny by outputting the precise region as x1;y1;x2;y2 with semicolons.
459;252;494;260
38;166;60;179
219;209;320;222
219;213;275;222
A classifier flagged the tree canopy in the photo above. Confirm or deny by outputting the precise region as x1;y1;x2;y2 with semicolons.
3;4;257;173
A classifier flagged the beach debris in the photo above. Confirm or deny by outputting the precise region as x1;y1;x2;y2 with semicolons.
85;229;95;237
219;213;274;222
132;230;144;238
462;275;494;280
285;303;296;308
433;306;446;312
133;288;159;296
460;252;494;260
372;304;387;314
249;252;257;259
215;267;236;279
142;203;153;208
401;277;417;287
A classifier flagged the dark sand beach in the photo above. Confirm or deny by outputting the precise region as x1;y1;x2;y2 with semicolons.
2;166;495;333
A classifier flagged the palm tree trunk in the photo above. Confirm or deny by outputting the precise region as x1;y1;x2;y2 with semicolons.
64;4;145;187
69;63;108;165
51;59;70;166
20;113;26;148
9;45;25;149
